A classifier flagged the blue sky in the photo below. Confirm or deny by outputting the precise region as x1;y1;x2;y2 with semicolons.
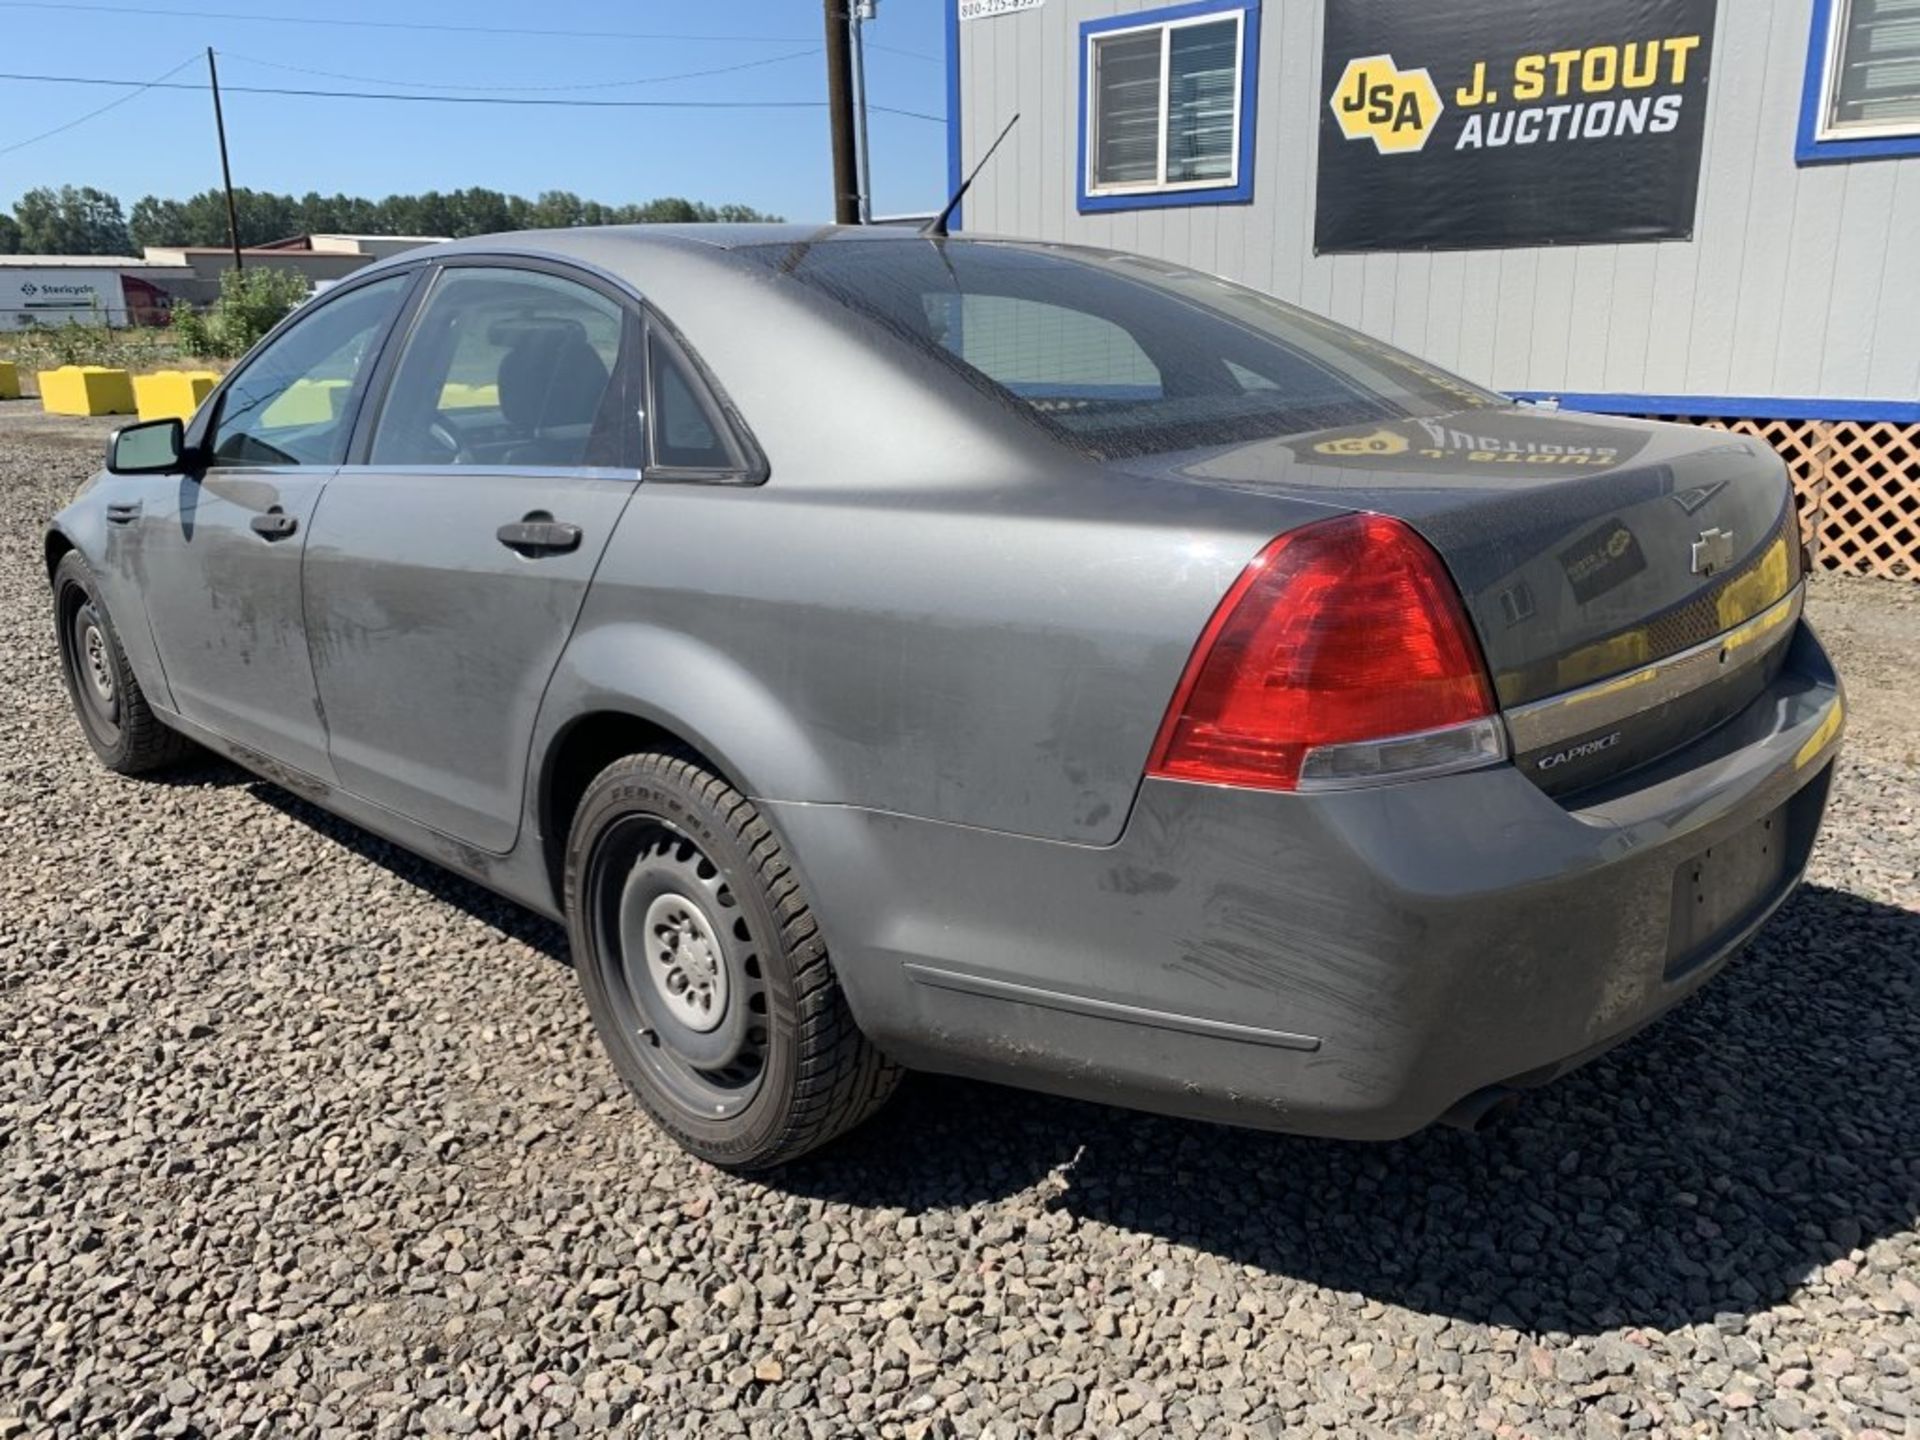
0;0;949;222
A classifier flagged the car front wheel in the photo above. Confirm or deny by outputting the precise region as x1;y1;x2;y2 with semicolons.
564;749;899;1170
52;550;195;775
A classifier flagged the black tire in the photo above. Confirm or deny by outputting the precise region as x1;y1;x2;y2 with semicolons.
564;749;900;1170
52;550;195;775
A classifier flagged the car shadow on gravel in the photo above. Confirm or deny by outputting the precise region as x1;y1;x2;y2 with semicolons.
128;753;256;789
245;782;572;963
783;883;1920;1337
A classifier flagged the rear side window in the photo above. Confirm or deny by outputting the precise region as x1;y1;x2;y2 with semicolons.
646;327;751;475
369;266;635;469
745;240;1499;460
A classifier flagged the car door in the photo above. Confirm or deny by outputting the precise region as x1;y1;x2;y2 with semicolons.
134;270;416;780
300;260;644;852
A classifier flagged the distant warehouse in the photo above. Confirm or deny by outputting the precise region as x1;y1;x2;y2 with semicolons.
0;233;443;332
0;254;188;331
947;0;1920;575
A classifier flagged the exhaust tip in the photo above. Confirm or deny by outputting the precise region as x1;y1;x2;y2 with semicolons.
1437;1085;1522;1134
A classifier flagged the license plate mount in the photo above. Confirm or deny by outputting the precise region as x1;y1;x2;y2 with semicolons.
1665;804;1790;979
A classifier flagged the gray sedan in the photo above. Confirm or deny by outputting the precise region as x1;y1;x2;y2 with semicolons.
46;226;1844;1169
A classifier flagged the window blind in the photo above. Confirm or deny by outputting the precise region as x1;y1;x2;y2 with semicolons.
1167;20;1239;182
1832;0;1920;130
1094;31;1163;186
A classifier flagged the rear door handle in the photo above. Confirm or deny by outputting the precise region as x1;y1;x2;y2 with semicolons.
250;509;298;541
106;502;141;525
497;518;583;556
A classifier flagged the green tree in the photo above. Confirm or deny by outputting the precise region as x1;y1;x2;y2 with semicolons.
230;188;299;247
11;185;131;254
634;197;704;223
131;190;225;247
128;194;187;250
0;211;19;254
173;266;311;359
446;188;516;236
528;190;587;229
93;185;783;251
294;191;380;236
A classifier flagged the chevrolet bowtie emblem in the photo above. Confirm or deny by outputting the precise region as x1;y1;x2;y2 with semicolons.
1691;527;1735;576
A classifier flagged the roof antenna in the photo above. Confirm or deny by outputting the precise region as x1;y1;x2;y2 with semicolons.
922;112;1019;239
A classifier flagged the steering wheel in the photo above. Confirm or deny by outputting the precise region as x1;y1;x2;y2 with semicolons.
426;413;467;464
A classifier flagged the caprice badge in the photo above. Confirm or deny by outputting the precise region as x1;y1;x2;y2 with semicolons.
1537;731;1624;771
1691;527;1735;576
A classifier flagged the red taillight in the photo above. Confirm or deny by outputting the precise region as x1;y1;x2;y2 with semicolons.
1147;513;1498;792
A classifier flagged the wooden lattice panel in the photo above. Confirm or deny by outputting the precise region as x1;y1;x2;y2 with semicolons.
1821;422;1920;580
1652;415;1920;581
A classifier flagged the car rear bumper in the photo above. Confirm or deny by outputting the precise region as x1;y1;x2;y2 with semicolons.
767;620;1844;1140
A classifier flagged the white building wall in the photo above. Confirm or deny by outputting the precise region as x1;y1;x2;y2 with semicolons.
953;0;1920;409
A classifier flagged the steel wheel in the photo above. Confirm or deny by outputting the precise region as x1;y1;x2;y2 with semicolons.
589;817;772;1120
565;749;900;1169
61;588;122;744
51;551;196;775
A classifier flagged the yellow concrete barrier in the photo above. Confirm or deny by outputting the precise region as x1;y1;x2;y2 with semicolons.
439;381;500;409
260;377;350;428
37;365;136;416
0;360;19;400
134;370;221;423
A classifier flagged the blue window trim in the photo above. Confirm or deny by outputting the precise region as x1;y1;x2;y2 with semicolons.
1796;0;1920;164
1508;391;1920;424
1076;0;1261;214
945;0;964;230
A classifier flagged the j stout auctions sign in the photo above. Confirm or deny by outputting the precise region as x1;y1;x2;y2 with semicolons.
1315;0;1716;253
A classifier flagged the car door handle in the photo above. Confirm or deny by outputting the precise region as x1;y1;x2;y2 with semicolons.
250;509;299;541
496;518;583;555
106;502;141;525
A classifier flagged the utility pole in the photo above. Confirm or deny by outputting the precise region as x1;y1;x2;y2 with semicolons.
822;0;860;224
206;47;243;272
850;0;877;223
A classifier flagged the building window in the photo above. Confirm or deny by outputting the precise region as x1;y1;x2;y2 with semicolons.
1079;1;1259;211
1798;0;1920;163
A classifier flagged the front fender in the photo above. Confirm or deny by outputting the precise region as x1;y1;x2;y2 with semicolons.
47;487;178;713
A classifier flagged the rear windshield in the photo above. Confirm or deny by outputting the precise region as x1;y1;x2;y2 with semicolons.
740;239;1500;459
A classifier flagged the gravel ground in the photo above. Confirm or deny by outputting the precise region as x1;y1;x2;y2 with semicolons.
2;402;1916;1439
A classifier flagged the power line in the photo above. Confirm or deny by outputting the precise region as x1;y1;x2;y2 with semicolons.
219;46;823;95
864;42;940;64
0;1;942;62
0;51;200;158
0;69;947;123
0;1;801;45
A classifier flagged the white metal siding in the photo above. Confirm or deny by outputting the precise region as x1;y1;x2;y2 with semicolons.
954;0;1920;405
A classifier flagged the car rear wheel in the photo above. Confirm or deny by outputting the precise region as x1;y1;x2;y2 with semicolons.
564;749;899;1170
52;550;195;775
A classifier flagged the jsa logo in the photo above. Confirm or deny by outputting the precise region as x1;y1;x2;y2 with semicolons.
1331;54;1444;154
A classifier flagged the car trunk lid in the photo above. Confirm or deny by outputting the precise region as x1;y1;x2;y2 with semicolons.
1115;405;1802;796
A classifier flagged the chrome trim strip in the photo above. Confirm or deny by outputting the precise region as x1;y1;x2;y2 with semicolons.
1505;584;1805;755
903;964;1322;1052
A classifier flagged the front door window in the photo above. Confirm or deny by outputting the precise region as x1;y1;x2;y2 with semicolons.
206;273;411;468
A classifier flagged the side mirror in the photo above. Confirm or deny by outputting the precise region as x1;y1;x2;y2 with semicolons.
106;417;194;475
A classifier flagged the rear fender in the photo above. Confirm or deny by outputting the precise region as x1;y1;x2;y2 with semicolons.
529;617;839;824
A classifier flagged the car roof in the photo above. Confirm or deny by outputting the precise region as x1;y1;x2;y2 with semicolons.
426;222;936;263
372;223;1107;321
565;222;907;251
412;222;1127;275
